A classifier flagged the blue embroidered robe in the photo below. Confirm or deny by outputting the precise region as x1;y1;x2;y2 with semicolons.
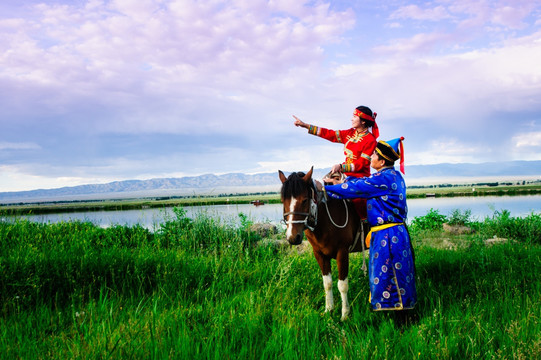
325;167;417;311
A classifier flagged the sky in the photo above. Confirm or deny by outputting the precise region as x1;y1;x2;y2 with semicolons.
1;0;541;192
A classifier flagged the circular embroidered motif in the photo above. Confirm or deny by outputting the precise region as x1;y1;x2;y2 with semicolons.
374;277;379;285
392;236;398;243
395;262;402;270
383;291;390;299
382;265;388;273
380;240;387;247
341;183;348;189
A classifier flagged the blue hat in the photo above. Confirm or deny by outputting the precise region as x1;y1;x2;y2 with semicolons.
375;137;405;174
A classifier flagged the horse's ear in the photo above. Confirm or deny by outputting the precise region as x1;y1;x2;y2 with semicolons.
278;170;287;184
302;166;314;182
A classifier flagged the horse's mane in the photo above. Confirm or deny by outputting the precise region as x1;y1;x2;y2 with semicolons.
281;171;311;200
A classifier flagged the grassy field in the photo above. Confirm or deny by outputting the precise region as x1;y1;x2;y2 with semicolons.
1;208;540;359
1;182;541;216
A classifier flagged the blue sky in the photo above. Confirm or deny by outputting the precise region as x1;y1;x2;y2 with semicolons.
1;0;541;192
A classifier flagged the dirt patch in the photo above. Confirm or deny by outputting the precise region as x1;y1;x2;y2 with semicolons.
443;223;473;235
484;236;508;246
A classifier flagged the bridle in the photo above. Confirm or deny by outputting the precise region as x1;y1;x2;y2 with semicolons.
282;180;319;231
282;180;349;232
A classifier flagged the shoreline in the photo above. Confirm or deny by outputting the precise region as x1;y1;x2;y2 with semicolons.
1;182;541;216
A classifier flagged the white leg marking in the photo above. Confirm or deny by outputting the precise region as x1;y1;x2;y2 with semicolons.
322;273;334;312
285;197;297;240
338;278;350;320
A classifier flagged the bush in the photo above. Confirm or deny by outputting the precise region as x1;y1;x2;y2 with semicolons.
447;209;472;226
473;210;541;244
409;208;447;232
156;206;194;248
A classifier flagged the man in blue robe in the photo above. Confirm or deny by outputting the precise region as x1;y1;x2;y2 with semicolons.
324;137;417;312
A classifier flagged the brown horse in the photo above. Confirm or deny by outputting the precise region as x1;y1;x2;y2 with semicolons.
278;167;370;320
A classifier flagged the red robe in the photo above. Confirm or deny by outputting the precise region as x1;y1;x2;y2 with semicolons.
308;125;377;219
308;126;376;177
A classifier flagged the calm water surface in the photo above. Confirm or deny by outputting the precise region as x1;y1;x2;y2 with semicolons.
7;195;541;230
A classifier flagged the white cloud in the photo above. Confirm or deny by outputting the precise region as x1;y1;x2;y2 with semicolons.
390;5;452;21
513;132;541;147
0;165;96;191
408;138;483;165
0;0;354;136
331;29;541;126
2;0;541;192
0;142;41;150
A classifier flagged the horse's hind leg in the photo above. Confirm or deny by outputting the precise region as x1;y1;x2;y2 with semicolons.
337;249;351;321
314;252;334;312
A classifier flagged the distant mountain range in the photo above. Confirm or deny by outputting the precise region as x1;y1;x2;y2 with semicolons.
1;161;540;204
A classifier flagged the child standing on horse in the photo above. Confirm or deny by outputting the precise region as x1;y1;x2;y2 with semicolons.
323;137;417;314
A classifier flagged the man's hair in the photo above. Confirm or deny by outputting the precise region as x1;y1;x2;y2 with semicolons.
375;152;394;167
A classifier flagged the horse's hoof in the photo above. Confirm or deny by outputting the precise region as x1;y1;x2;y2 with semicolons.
341;309;351;321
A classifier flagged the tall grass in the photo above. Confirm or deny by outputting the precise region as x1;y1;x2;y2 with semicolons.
1;208;540;359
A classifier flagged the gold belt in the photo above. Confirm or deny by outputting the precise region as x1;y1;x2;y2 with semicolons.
365;222;404;248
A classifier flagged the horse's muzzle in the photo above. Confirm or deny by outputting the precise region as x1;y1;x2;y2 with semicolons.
287;232;304;245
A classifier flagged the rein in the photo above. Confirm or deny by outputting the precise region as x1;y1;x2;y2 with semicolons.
283;179;349;232
324;199;348;229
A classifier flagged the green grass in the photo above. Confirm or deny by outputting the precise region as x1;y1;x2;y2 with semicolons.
1;209;540;359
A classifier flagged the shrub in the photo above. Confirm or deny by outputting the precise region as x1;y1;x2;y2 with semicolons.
473;210;541;244
409;208;447;232
156;206;193;248
447;209;472;226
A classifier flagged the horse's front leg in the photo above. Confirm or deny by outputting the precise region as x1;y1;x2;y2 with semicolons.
314;251;334;313
337;248;350;321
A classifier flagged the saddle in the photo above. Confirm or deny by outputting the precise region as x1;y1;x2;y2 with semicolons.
320;171;367;220
322;171;345;185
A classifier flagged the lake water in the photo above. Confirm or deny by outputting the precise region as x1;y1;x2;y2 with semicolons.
5;195;540;230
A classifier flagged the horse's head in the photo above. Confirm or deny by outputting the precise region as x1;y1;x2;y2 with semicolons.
278;166;317;245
